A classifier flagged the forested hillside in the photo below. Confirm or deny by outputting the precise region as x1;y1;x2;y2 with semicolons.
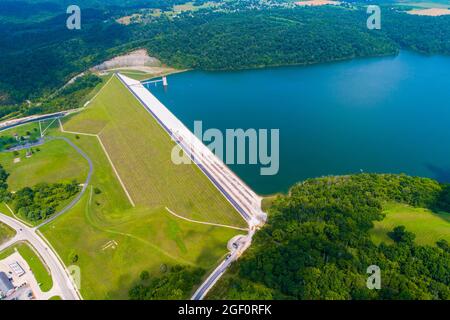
208;174;450;300
1;2;450;114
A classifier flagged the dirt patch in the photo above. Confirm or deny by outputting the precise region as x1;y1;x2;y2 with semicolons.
91;49;161;71
295;0;341;7
407;8;450;16
116;13;142;25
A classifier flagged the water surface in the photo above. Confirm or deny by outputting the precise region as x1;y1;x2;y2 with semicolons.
147;51;450;195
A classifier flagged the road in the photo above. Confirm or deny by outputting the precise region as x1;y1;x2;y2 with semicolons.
191;232;253;300
0;213;80;300
0;131;91;299
0;111;72;133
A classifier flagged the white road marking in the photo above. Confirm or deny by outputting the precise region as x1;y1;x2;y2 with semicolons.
165;207;248;231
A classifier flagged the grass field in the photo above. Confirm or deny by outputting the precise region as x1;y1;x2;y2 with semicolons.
0;138;89;191
0;122;40;139
40;132;241;299
63;76;245;228
0;222;15;244
370;202;450;246
39;75;246;299
0;242;53;292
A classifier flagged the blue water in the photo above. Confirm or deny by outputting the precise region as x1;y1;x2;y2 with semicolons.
147;51;450;195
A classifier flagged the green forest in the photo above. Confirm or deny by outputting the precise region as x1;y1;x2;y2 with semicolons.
129;265;205;300
209;174;450;300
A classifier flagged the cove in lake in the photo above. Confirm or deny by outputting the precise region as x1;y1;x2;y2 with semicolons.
146;51;450;195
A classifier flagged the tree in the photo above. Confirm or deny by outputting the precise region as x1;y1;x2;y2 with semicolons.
208;174;450;300
388;226;416;245
140;271;150;281
436;239;450;253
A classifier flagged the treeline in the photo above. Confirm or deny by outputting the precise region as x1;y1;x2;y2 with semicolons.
209;174;450;300
0;165;9;203
144;7;398;70
129;265;205;300
31;74;103;115
10;181;80;222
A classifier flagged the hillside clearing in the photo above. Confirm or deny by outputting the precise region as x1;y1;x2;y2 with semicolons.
371;202;450;246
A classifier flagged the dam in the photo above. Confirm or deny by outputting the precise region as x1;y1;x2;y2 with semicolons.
117;73;267;229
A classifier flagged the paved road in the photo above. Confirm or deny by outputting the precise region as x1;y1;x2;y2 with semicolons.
0;134;91;300
0;110;77;133
191;232;253;300
0;213;80;300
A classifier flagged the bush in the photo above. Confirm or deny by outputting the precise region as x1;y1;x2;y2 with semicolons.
140;271;150;281
129;265;205;300
69;251;79;263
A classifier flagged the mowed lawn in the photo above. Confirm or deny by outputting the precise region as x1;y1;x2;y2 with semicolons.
0;122;41;141
0;138;89;191
41;132;241;299
371;202;450;246
0;222;15;244
63;75;246;228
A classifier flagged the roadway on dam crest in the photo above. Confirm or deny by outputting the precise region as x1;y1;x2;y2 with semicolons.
117;73;267;227
117;73;266;300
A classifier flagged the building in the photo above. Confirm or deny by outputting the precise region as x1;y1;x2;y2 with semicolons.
0;272;15;298
9;262;25;277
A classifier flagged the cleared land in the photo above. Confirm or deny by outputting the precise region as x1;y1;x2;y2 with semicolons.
371;202;450;246
0;122;40;139
40;76;245;299
0;221;15;244
407;8;450;15
295;0;341;7
107;67;183;81
0;242;53;292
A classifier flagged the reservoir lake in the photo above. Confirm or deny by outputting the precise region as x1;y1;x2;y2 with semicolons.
147;51;450;195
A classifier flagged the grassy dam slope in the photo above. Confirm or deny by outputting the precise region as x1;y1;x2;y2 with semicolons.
38;75;246;299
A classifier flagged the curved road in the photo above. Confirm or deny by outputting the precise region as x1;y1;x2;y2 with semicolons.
0;135;92;300
37;136;93;228
0;213;80;300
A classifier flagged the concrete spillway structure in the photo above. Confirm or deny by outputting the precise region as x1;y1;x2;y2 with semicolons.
117;73;266;228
